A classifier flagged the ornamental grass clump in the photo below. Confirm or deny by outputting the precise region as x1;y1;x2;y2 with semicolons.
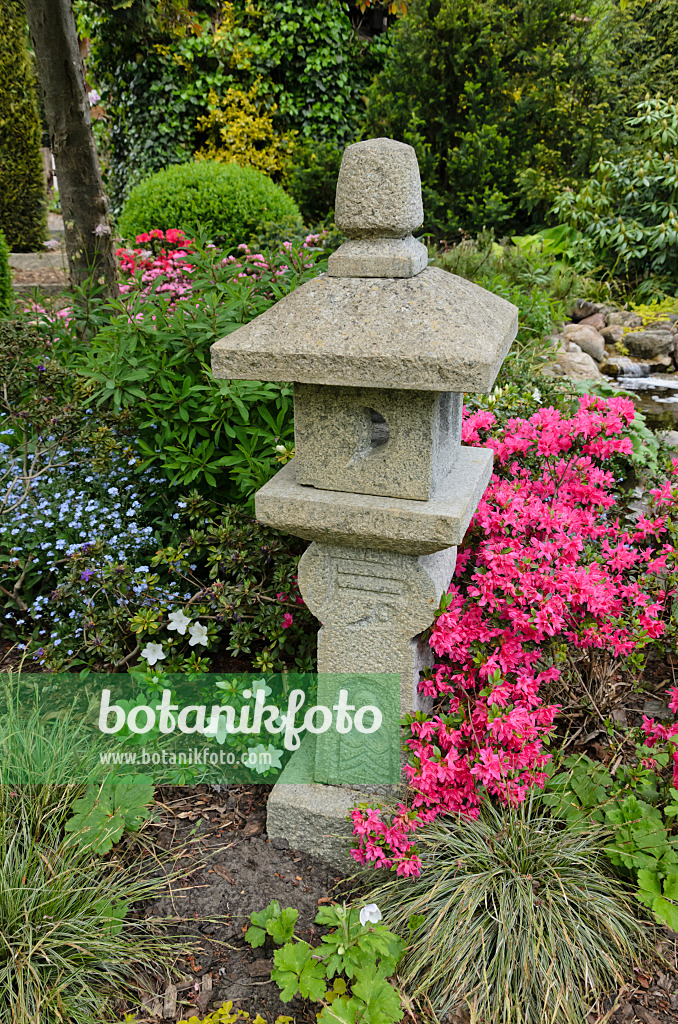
0;795;187;1024
365;803;648;1024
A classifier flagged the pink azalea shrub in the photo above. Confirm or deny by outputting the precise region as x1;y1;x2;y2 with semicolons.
352;395;678;877
117;227;195;302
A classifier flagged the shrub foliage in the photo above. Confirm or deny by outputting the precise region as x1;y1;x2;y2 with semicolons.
0;232;11;313
84;0;391;211
554;94;678;295
117;160;301;245
0;0;46;251
365;0;622;237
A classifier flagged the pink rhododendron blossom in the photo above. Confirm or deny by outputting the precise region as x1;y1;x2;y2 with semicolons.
115;229;327;308
352;396;677;876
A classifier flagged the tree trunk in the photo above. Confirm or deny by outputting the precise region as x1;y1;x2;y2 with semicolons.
23;0;117;296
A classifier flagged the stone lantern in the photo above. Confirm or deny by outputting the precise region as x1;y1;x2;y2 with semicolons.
211;138;517;867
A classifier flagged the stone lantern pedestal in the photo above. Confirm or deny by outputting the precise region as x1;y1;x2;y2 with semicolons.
211;138;517;869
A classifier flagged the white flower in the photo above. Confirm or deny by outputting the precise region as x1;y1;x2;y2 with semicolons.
140;642;165;666
359;904;382;927
188;622;209;646
167;609;191;635
251;678;272;699
88;88;101;105
246;743;284;774
531;387;542;403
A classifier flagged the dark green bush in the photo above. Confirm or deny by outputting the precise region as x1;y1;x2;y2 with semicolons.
283;139;343;224
0;232;11;313
0;0;46;251
117;160;301;245
365;0;623;238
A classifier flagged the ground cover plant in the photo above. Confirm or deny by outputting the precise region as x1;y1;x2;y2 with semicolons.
542;682;678;931
31;496;314;673
245;900;405;1024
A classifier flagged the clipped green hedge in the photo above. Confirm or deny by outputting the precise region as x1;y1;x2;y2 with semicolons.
0;231;11;313
0;0;46;251
118;161;301;246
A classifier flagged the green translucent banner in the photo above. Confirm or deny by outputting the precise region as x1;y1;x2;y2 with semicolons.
0;671;400;787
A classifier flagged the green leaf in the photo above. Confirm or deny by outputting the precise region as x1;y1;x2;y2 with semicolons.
636;868;662;909
249;899;281;930
272;940;325;1002
318;996;359;1024
245;925;268;948
64;775;155;855
352;966;404;1023
267;906;299;944
662;870;678;902
652;895;678;932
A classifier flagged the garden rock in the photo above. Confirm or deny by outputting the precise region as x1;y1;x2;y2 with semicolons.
600;354;673;377
644;320;677;332
556;346;603;381
575;312;606;331
601;324;625;344
623;330;675;358
570;299;599;321
607;310;643;328
562;325;605;361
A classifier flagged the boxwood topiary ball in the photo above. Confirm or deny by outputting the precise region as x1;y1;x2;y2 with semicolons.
117;160;302;248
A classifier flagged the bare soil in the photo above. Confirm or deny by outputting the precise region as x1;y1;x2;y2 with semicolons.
130;784;351;1022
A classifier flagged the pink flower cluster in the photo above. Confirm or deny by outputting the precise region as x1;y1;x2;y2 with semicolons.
276;585;306;631
641;688;678;784
352;396;678;877
116;230;328;305
116;228;195;303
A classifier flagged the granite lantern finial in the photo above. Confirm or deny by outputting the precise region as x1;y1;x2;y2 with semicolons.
210;137;518;870
328;138;428;278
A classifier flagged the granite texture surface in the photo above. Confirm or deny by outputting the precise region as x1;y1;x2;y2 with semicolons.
327;235;428;279
334;138;423;239
211;268;518;392
293;383;463;500
254;446;493;554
